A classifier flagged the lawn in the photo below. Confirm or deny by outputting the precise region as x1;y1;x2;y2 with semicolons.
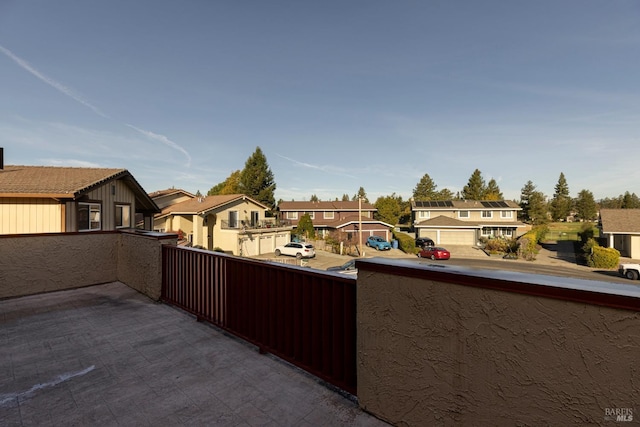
542;222;598;242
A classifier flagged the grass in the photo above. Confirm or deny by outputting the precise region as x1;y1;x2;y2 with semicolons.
542;222;599;242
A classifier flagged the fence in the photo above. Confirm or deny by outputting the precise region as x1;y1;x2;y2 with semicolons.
161;245;358;395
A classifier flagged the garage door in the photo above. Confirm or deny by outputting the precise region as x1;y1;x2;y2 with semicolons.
439;230;475;246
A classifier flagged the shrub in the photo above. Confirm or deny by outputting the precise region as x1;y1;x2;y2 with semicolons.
392;231;417;254
582;238;620;268
484;238;516;254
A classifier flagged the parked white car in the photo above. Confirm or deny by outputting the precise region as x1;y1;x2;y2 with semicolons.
618;263;640;280
274;242;316;259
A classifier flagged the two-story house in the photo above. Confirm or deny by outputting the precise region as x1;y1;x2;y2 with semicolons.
412;200;525;246
0;161;159;234
154;194;293;256
277;200;394;241
598;208;640;259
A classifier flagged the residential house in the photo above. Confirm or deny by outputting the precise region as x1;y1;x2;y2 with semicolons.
0;161;159;234
412;199;525;246
148;188;195;210
154;194;293;256
277;200;394;241
598;208;640;259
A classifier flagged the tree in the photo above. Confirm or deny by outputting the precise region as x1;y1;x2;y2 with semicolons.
374;193;402;226
239;147;276;211
341;194;350;201
437;188;454;200
310;194;319;202
295;213;315;239
574;189;597;221
528;191;548;225
352;187;369;203
519;180;537;222
621;191;640;209
208;170;241;195
412;173;439;201
550;172;571;221
484;178;503;200
461;169;486;200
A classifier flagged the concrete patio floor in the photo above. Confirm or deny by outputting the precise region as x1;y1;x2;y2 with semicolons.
0;282;388;426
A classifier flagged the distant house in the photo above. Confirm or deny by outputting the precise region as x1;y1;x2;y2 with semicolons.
598;209;640;259
148;188;195;210
154;194;293;256
277;200;393;241
0;163;159;234
412;200;525;246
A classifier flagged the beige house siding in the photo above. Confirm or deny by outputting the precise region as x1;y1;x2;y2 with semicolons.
416;209;517;222
0;198;63;234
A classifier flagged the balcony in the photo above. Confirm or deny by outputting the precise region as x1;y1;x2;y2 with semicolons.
1;231;639;425
220;218;292;232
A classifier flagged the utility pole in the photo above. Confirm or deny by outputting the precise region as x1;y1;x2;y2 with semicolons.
359;196;363;257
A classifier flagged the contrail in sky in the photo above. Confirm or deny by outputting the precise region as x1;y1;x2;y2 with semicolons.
0;44;108;118
127;124;192;167
0;43;192;166
278;154;357;179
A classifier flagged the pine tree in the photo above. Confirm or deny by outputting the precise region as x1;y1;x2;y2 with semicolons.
484;179;503;200
352;187;369;203
295;213;316;239
550;172;571;221
412;173;439;201
341;194;350;201
574;189;597;221
519;180;536;222
461;169;486;200
528;191;548;225
239;147;276;211
310;194;319;202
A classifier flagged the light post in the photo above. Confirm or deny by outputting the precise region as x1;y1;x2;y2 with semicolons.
359;196;363;257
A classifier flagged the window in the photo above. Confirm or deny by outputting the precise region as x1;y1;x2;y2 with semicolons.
229;210;238;228
324;211;334;219
481;211;493;218
251;211;259;227
305;212;315;220
458;210;470;218
418;211;430;219
501;211;513;219
481;227;493;236
78;202;101;231
286;212;298;220
115;204;131;228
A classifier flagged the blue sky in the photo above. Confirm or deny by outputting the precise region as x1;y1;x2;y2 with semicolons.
1;1;639;203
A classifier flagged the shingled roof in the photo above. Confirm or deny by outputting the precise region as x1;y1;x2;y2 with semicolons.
600;209;640;234
277;200;376;211
158;194;267;217
0;165;159;213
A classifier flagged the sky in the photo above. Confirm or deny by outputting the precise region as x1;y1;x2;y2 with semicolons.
1;1;639;203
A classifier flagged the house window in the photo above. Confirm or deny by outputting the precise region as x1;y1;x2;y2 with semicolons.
115;204;131;228
501;211;513;219
324;211;334;219
286;212;298;220
306;212;315;220
418;211;430;219
229;210;238;228
458;211;470;219
481;227;493;236
78;202;101;231
251;211;259;227
481;211;493;218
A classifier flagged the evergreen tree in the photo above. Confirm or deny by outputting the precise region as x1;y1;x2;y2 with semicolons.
412;173;439;201
295;213;316;239
550;172;571;221
374;193;402;226
352;187;369;203
528;191;548;225
484;178;503;200
461;169;486;200
341;194;350;201
208;170;241;195
437;188;454;200
239;147;276;211
519;180;537;222
195;190;202;197
310;194;319;202
621;191;640;209
574;189;597;221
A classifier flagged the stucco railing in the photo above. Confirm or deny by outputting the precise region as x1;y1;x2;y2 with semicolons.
355;257;640;426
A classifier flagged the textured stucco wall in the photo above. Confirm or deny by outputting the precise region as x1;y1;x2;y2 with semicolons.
117;231;176;300
357;270;640;426
0;233;118;299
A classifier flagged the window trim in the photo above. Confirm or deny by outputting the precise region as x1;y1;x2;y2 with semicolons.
458;210;470;219
481;210;493;219
418;211;430;219
78;202;102;231
500;211;513;219
287;212;299;220
115;203;131;229
324;211;335;219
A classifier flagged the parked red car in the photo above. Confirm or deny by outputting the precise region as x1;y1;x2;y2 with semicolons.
417;246;450;260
